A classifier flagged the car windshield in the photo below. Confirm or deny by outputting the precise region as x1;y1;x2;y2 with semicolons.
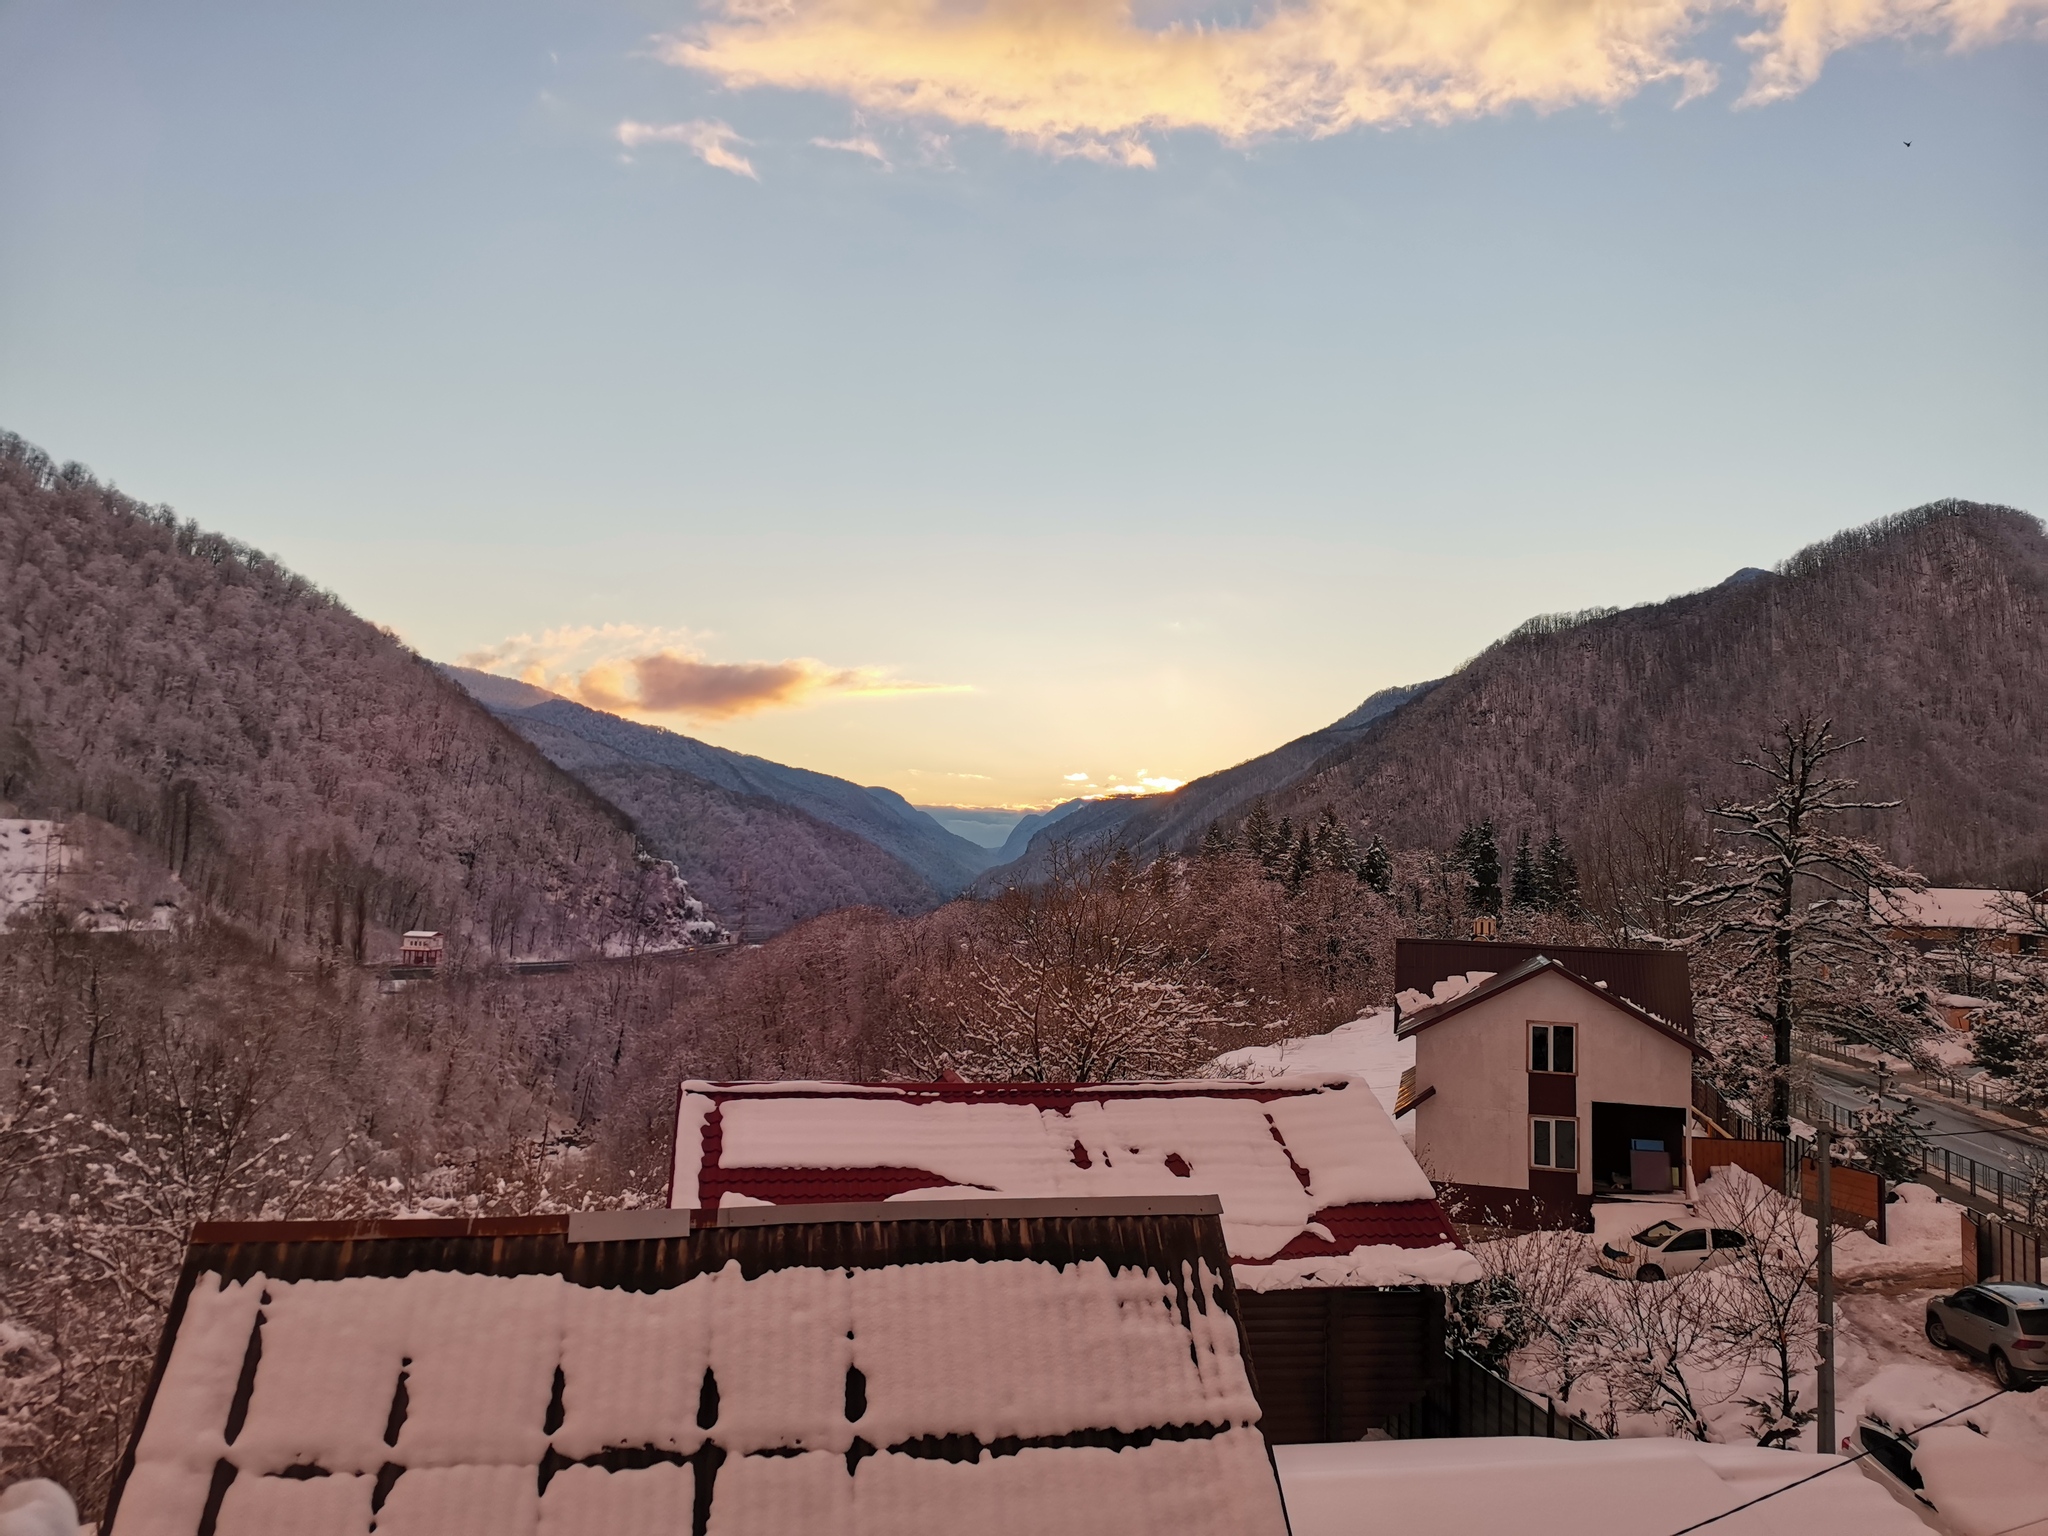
1633;1222;1683;1247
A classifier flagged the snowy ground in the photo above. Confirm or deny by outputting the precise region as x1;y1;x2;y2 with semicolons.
0;818;65;927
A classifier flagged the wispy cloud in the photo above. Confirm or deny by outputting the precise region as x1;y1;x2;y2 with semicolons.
812;133;892;166
458;624;963;721
617;118;760;179
659;0;2046;163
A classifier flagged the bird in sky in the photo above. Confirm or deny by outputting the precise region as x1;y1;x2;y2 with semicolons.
1904;141;1912;146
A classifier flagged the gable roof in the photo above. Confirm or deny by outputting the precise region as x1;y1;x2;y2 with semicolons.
108;1204;1289;1536
669;1079;1479;1292
1394;956;1708;1058
1396;938;1694;1033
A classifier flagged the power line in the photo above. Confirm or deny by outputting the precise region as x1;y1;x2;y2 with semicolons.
1660;1388;2011;1536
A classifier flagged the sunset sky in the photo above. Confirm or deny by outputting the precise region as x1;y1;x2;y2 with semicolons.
2;0;2043;809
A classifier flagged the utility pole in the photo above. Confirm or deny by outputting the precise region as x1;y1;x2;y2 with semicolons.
1816;1123;1836;1454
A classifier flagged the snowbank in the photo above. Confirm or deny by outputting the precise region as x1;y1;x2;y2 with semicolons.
1214;1008;1412;1121
1274;1437;1930;1536
0;1482;79;1536
1833;1182;1962;1285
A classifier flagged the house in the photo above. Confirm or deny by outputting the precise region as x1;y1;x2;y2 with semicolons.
669;1078;1479;1443
106;1202;1289;1536
396;931;444;968
1874;887;2044;956
1393;939;1706;1232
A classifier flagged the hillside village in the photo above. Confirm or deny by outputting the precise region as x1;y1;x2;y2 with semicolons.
4;437;2048;1534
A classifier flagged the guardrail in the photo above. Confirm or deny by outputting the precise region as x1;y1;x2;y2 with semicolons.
1694;1077;2043;1225
1796;1031;2045;1127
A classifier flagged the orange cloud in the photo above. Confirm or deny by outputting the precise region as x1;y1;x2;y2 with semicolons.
662;0;2046;161
459;626;963;721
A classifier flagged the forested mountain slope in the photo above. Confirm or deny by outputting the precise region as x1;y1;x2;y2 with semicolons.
444;667;998;931
997;501;2046;887
987;679;1439;885
0;433;701;960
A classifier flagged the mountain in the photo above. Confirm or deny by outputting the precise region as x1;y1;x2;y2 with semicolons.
0;433;707;961
984;680;1440;884
997;500;2048;889
443;669;1001;933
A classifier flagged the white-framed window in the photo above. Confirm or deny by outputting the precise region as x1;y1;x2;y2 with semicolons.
1531;1116;1578;1170
1530;1022;1576;1074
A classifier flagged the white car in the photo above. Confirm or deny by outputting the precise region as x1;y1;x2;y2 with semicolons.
1596;1218;1749;1281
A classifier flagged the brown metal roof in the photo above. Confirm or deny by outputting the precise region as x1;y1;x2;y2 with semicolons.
1394;954;1708;1059
1395;937;1695;1034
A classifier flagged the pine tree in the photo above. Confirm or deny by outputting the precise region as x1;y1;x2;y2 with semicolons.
1678;715;1924;1138
1199;821;1236;860
1241;798;1279;871
1508;830;1539;910
1359;836;1394;895
1537;832;1580;914
1453;820;1503;917
1287;827;1315;891
1310;808;1359;876
1849;1070;1934;1184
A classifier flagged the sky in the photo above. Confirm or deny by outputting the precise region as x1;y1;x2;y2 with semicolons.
2;0;2043;810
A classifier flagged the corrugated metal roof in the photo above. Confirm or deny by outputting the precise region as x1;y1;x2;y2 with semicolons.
1394;938;1695;1034
673;1080;1467;1284
106;1205;1289;1536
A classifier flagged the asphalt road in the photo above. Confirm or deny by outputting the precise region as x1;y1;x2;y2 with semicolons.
1807;1059;2048;1180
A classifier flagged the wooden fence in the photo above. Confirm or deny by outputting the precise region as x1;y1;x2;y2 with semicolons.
1965;1211;2044;1286
1692;1140;1887;1242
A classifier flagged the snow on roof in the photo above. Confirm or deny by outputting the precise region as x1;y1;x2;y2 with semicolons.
115;1242;1286;1536
1874;887;2037;933
1274;1436;1933;1536
1215;1007;1411;1120
670;1080;1478;1290
400;931;442;941
1393;970;1495;1017
1394;956;1707;1058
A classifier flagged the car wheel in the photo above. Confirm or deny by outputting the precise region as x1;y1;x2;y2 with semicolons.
1637;1264;1665;1283
1926;1315;1951;1350
1992;1351;2015;1389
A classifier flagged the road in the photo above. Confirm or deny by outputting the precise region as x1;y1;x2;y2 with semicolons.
1806;1058;2048;1180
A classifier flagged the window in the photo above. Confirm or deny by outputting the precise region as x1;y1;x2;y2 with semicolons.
1859;1426;1922;1489
1663;1229;1708;1252
1531;1117;1577;1170
1633;1221;1683;1247
2018;1309;2048;1336
1530;1023;1576;1074
1712;1230;1748;1250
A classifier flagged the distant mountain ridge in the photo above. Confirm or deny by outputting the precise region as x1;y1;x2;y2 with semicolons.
443;668;1001;933
990;500;2048;889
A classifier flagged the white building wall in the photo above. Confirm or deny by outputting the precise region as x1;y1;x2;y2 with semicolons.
1409;970;1694;1195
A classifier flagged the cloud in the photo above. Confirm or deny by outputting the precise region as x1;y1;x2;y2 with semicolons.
458;624;962;721
812;133;892;166
1064;771;1092;782
617;118;760;179
660;0;2046;161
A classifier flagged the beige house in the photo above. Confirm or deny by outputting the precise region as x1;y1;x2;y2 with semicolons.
1395;952;1706;1231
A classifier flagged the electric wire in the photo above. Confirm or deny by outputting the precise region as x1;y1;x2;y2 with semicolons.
1659;1387;2012;1536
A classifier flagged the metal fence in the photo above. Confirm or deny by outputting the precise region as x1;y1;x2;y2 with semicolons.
1693;1077;2043;1225
1386;1351;1606;1442
1797;1031;2045;1128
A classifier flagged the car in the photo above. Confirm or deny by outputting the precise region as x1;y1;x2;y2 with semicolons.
1924;1282;2048;1390
1595;1218;1749;1281
1847;1410;1987;1534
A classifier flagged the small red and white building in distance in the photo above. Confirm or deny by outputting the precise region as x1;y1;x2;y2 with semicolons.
668;1076;1480;1443
1393;939;1707;1232
397;930;444;968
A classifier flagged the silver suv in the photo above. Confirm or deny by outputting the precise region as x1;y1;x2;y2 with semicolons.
1924;1282;2048;1389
